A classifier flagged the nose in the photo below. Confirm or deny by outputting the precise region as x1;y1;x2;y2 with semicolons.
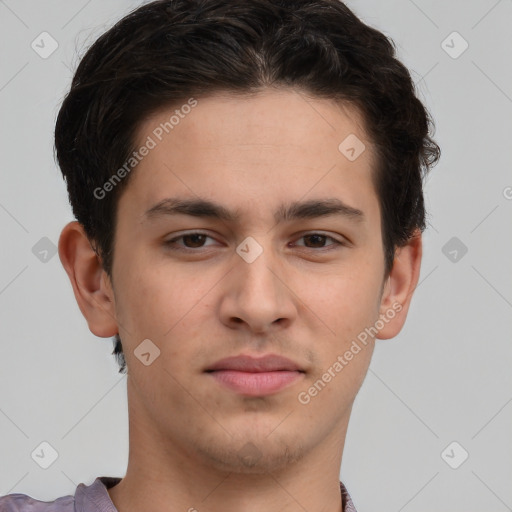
219;243;297;334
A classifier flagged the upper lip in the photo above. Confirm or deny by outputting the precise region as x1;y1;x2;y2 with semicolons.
206;354;304;373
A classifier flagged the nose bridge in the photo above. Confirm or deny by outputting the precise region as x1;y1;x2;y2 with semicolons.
222;235;295;330
235;238;282;300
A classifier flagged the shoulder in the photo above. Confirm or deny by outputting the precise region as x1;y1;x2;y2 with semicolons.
0;476;121;512
0;492;74;511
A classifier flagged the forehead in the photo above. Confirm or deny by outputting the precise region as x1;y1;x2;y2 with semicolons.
121;88;379;223
139;88;369;151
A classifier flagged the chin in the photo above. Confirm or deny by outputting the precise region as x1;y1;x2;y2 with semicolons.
194;430;308;474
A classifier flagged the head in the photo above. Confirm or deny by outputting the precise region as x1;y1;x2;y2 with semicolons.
56;0;439;475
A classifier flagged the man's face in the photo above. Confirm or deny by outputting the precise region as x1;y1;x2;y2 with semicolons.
108;89;388;473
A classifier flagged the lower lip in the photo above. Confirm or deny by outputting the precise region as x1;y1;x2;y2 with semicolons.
208;370;303;396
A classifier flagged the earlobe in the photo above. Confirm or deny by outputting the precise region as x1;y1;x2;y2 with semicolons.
58;221;118;338
376;230;422;340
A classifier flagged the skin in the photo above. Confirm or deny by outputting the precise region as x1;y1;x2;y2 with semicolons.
58;88;422;512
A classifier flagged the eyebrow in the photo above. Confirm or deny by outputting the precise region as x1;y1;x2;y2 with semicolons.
143;197;365;224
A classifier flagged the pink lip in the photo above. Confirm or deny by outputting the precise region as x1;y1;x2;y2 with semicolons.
205;354;305;396
206;354;303;372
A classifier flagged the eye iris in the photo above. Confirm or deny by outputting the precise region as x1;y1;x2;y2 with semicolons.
304;234;326;248
183;234;206;248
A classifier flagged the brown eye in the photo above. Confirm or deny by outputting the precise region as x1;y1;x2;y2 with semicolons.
293;233;344;250
303;234;328;248
181;234;208;248
164;232;217;251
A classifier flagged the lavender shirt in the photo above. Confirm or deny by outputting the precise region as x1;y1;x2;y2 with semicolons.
0;477;357;512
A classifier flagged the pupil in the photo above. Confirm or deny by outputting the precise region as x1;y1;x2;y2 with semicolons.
184;234;205;247
307;235;325;247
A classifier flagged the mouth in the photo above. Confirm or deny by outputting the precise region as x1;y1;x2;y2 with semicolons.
205;354;305;396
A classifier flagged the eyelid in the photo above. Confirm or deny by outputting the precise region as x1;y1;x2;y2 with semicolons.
164;230;347;252
292;231;346;248
165;230;219;248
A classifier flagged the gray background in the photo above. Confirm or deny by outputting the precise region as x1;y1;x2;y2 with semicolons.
0;1;511;510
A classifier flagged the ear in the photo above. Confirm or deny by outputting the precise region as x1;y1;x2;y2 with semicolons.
58;221;118;338
376;230;422;340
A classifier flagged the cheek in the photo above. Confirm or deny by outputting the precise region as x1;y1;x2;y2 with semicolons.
115;273;165;334
305;266;382;338
300;274;380;404
114;259;215;356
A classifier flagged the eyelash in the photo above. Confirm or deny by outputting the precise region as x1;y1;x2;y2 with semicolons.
164;231;346;252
